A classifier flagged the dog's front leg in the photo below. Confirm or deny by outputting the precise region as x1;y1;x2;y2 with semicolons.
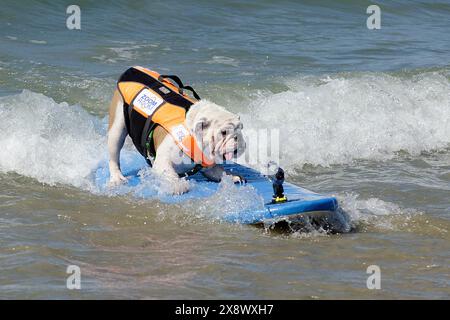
201;165;224;182
201;165;244;183
152;139;190;195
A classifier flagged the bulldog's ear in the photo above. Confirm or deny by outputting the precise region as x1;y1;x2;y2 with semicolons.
193;117;210;136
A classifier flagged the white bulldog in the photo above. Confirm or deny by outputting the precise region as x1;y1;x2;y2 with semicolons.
107;89;246;194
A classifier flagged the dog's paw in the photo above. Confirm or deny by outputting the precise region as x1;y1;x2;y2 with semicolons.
232;175;246;184
108;174;128;187
164;178;190;195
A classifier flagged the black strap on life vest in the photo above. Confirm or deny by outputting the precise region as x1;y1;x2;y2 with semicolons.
181;164;203;177
158;75;201;100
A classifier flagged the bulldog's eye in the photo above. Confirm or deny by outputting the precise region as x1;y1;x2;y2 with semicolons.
221;130;227;137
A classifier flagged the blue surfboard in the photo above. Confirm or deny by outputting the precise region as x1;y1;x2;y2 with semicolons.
94;155;350;232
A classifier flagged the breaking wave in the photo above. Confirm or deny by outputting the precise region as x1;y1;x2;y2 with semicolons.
240;70;450;170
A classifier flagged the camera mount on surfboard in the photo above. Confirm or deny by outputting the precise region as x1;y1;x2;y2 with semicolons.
265;161;288;204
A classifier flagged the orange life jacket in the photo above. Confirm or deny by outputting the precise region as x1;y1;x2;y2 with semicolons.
117;66;214;171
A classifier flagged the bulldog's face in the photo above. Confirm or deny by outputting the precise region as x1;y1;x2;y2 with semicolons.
211;116;246;162
190;101;246;163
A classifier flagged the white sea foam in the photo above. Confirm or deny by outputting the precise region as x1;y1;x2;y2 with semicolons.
239;72;450;170
29;40;47;45
0;90;105;189
338;193;420;231
92;43;157;64
206;56;240;67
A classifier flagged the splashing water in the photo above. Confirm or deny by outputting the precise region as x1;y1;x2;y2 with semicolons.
338;193;421;232
168;175;266;223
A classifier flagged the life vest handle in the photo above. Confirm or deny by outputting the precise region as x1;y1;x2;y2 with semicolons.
158;75;201;100
181;85;201;100
158;74;184;88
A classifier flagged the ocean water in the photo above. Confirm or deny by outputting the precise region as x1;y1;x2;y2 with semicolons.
0;0;449;299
